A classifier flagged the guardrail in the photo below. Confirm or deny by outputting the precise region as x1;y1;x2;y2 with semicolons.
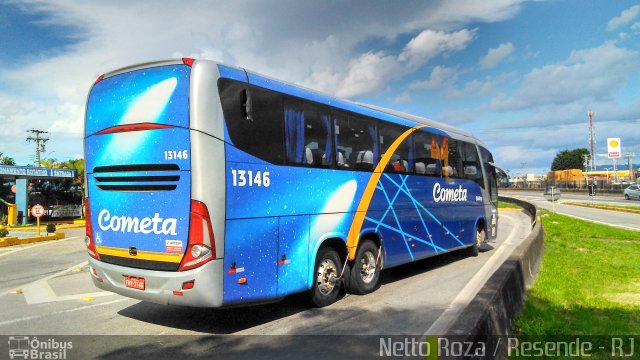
443;196;544;359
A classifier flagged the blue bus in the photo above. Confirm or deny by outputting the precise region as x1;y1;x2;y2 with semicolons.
84;58;499;308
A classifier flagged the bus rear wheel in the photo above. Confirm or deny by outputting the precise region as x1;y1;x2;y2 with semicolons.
310;247;343;307
348;240;381;295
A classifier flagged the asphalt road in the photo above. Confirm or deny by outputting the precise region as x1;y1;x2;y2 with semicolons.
501;190;640;232
0;212;531;358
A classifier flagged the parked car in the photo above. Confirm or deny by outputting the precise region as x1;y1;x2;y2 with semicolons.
624;185;640;200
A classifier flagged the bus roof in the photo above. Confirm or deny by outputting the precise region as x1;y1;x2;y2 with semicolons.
97;58;486;148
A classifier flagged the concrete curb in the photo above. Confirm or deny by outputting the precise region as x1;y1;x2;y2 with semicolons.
8;220;85;232
0;232;66;247
443;196;544;358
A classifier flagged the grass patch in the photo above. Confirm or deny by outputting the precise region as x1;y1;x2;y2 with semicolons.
514;211;640;357
498;201;522;209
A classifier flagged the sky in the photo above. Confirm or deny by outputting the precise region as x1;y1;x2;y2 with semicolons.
1;0;639;175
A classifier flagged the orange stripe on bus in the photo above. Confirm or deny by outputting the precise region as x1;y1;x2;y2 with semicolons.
346;125;427;260
96;245;183;263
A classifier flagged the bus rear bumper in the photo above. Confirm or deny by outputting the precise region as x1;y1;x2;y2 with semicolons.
88;257;224;308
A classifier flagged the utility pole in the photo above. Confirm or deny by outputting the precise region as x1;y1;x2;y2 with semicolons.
26;129;49;167
587;111;596;172
583;154;590;188
625;151;636;182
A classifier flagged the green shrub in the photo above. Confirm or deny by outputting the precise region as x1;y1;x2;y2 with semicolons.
46;223;57;234
0;228;8;238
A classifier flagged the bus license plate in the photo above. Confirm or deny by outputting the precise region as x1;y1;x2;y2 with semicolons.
123;276;145;290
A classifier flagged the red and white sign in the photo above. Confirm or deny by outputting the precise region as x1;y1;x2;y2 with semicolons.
608;138;621;159
31;204;45;218
123;276;145;290
165;240;183;253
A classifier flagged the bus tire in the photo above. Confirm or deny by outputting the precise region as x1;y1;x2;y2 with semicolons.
467;226;485;257
348;240;381;295
310;247;343;307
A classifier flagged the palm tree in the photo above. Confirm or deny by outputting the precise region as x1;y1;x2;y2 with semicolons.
0;152;16;166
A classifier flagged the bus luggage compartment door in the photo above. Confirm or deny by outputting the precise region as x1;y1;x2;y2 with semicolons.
223;218;278;304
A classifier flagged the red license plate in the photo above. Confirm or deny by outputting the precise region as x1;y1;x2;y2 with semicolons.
123;276;145;290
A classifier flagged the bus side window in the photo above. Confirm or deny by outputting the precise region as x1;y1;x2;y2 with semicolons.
379;124;411;174
464;142;484;188
284;100;333;168
219;80;284;164
335;115;377;172
414;131;446;177
446;139;463;179
481;147;498;202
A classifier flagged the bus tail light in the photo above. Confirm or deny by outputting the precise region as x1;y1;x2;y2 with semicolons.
84;198;100;260
178;200;216;271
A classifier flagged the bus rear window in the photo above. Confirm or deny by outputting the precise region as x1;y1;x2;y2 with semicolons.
86;64;190;136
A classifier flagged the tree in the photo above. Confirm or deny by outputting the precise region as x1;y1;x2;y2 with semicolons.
30;158;85;210
0;152;16;166
551;148;590;171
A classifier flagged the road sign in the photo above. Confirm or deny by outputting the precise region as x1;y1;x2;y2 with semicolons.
31;204;45;218
607;138;621;158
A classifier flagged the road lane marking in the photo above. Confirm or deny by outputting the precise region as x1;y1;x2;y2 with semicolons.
3;259;117;303
0;298;130;327
424;213;525;335
0;236;82;258
544;211;640;232
511;196;640;232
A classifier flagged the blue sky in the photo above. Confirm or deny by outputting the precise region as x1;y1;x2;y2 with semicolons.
1;0;639;175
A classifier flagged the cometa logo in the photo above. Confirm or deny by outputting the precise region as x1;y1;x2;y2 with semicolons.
433;183;468;203
98;209;178;235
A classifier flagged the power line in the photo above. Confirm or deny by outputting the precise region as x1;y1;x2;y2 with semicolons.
26;129;49;167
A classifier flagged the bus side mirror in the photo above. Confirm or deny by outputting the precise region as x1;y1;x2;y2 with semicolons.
242;89;253;122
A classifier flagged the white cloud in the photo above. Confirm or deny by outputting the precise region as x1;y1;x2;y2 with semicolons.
399;29;477;68
480;42;514;69
489;41;639;111
335;52;401;98
0;0;527;164
391;92;412;104
607;5;640;31
304;29;475;98
410;66;459;90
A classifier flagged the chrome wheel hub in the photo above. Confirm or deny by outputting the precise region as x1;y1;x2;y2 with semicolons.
317;259;338;295
359;251;376;284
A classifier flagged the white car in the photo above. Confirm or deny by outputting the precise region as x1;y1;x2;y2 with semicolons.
624;185;640;200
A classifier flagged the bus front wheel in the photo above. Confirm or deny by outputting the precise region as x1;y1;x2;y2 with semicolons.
467;226;485;257
348;240;381;295
311;247;343;307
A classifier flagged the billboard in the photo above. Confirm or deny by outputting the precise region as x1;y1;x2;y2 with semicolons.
607;138;621;158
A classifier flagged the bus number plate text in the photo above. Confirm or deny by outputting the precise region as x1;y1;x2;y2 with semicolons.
231;169;270;187
123;276;145;290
